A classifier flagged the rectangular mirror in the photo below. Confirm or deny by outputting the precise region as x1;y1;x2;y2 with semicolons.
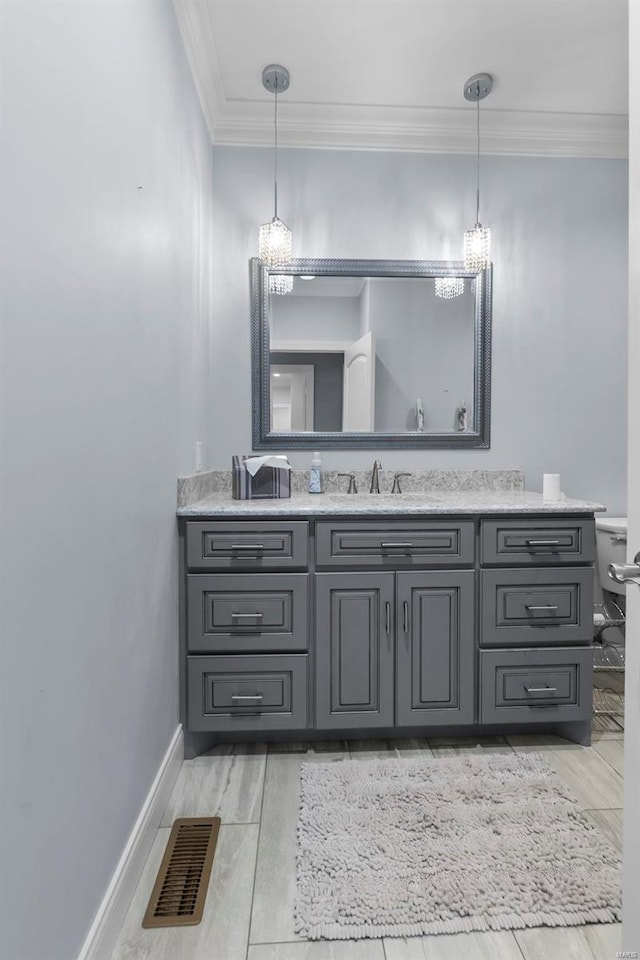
250;258;492;449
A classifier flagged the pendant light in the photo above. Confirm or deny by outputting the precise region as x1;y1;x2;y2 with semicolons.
435;277;464;300
463;73;493;272
258;64;293;295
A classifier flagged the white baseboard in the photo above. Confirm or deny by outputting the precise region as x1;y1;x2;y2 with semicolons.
77;725;184;960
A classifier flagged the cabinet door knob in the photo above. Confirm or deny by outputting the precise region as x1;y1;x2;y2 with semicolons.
403;601;409;632
385;601;391;634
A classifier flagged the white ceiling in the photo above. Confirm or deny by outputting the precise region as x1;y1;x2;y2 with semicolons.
173;0;628;158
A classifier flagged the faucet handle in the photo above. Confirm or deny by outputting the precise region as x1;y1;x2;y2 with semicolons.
391;472;412;494
337;472;358;494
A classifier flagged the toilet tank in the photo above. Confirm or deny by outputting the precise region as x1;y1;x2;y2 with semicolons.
595;517;628;597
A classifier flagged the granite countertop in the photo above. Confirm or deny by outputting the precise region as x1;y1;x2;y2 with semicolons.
178;489;605;517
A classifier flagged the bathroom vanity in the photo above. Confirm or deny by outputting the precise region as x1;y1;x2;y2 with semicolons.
178;477;603;758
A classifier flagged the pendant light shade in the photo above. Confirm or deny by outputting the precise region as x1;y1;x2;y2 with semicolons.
463;73;492;272
259;218;292;267
268;272;294;295
463;224;491;273
259;217;293;293
435;277;465;300
259;65;292;294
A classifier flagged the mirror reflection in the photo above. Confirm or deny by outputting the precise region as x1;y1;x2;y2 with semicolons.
269;276;475;433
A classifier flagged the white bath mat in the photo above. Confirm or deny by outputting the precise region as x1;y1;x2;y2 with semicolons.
295;752;621;941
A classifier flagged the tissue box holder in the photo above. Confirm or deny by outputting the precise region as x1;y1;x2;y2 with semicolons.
232;455;291;500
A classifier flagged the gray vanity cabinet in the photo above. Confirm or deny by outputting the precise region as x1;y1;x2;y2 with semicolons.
479;647;593;724
480;568;593;647
181;511;596;753
315;570;474;730
478;518;594;732
481;519;595;566
187;573;308;653
315;573;395;729
396;571;475;726
184;520;310;736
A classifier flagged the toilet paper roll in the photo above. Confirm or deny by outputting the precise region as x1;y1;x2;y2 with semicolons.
543;473;562;500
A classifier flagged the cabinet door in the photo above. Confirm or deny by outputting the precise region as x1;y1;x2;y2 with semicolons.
396;571;475;726
315;573;394;729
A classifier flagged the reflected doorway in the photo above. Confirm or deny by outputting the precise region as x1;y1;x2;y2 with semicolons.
270;365;314;432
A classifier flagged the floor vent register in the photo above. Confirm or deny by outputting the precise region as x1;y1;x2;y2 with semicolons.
142;817;220;928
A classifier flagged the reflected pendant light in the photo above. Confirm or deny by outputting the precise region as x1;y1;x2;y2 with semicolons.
435;277;464;299
258;64;293;295
463;73;493;272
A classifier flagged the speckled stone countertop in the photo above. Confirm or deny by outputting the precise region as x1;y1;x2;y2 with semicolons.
178;489;605;517
177;467;526;508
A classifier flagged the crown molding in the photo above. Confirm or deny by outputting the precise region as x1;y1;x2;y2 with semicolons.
213;106;628;159
172;0;225;144
173;1;628;159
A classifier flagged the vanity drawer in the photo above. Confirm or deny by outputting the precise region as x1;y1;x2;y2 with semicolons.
479;647;592;723
316;520;474;567
187;573;308;653
188;654;308;732
186;521;308;571
481;519;595;566
480;568;593;646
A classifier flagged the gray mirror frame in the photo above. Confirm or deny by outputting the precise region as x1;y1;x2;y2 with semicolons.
250;257;492;450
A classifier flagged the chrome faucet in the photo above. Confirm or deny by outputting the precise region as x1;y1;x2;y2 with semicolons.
370;459;382;494
391;472;411;494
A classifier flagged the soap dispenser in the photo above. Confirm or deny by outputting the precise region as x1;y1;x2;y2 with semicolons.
309;451;323;494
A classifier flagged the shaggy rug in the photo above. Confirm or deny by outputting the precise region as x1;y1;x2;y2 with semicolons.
295;752;621;941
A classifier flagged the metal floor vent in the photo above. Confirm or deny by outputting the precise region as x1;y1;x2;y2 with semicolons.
142;817;221;928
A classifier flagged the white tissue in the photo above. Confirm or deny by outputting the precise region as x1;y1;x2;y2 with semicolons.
243;455;291;477
542;473;563;500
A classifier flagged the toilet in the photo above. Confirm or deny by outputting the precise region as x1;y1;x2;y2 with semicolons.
595;516;628;602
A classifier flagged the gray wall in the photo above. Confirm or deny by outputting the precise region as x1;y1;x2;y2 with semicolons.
271;293;360;342
211;146;628;513
0;3;213;958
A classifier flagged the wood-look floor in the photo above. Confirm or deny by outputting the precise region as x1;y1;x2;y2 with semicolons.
112;716;624;960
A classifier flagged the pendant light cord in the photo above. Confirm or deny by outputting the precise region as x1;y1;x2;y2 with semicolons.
475;98;480;226
273;79;279;219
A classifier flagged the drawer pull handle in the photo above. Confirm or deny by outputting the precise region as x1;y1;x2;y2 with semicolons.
230;694;264;701
231;612;264;619
230;543;266;550
385;601;391;633
381;541;414;549
525;605;559;612
525;539;562;547
403;600;409;633
524;686;558;694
